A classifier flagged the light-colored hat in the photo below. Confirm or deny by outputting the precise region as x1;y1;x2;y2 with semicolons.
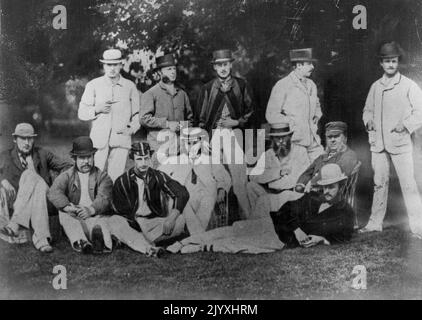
268;122;293;137
317;163;347;186
289;48;318;62
99;49;124;64
12;123;37;137
180;127;205;141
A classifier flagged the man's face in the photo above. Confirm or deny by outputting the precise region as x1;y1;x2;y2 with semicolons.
323;182;340;202
295;61;314;78
160;66;177;83
103;63;122;79
75;155;94;173
134;154;151;172
14;136;34;155
380;57;399;77
213;61;232;79
326;132;346;153
272;134;292;157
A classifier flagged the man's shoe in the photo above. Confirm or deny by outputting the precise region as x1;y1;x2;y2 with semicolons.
74;240;93;254
39;244;53;253
358;226;382;233
91;225;105;254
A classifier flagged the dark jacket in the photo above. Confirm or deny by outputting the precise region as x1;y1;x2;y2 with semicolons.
48;166;113;215
197;77;254;135
297;147;358;187
0;146;72;191
272;193;355;247
112;167;189;227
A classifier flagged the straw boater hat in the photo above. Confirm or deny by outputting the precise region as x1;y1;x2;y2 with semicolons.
317;163;347;186
12;123;37;137
69;136;97;157
99;49;124;64
378;41;402;59
211;49;235;64
268;122;293;137
180;127;205;141
289;48;318;62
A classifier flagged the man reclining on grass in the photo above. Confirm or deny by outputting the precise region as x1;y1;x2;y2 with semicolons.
48;136;162;256
271;163;355;248
112;141;190;248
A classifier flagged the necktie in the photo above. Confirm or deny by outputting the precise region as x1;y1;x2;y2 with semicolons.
21;155;28;169
191;168;197;184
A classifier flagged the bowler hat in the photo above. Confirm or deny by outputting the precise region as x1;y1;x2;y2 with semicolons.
12;123;37;137
70;136;97;157
325;121;348;135
317;164;347;186
289;48;317;62
131;142;151;157
211;49;235;64
378;41;402;59
99;49;124;64
268;122;293;137
156;54;177;69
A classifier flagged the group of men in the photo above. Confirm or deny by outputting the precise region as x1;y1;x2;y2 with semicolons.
1;40;422;257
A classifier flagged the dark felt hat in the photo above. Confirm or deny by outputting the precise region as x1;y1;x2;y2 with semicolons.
211;49;235;64
131;142;152;157
156;54;177;69
378;41;402;59
70;136;97;157
325;121;348;135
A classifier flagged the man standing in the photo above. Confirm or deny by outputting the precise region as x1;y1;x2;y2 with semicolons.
159;127;231;235
112;142;190;246
266;48;324;168
48;137;161;256
197;49;254;218
79;49;140;182
361;41;422;238
0;123;71;252
295;121;358;193
140;54;193;160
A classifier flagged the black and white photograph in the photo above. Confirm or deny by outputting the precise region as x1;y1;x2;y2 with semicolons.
1;0;422;302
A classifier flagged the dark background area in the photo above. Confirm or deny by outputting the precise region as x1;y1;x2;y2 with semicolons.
2;0;422;226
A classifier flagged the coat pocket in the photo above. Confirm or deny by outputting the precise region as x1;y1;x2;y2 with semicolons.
391;131;409;147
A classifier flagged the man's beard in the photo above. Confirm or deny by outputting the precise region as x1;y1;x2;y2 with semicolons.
162;75;174;84
273;141;291;157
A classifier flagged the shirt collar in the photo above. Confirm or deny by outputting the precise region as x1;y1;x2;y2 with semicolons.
380;72;401;87
104;75;123;86
159;81;179;95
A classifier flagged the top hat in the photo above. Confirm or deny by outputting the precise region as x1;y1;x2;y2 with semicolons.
317;163;347;186
131;142;152;157
378;41;402;59
325;121;348;135
180;127;205;141
99;49;124;64
70;136;97;157
268;122;293;137
12;123;37;138
156;54;177;69
211;49;235;64
289;48;317;62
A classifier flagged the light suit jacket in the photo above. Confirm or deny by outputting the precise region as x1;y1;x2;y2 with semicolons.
265;71;322;147
158;153;231;196
363;72;422;154
78;75;140;149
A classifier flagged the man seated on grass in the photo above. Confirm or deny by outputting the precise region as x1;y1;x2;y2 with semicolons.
0;123;71;253
295;121;358;194
48;136;162;257
158;127;231;235
272;163;355;248
112;141;190;248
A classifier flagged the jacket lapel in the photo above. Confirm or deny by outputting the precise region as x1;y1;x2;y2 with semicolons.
32;148;41;173
11;147;24;171
289;72;309;96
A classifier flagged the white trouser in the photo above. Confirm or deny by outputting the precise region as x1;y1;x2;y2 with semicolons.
183;186;216;235
94;146;128;182
293;138;324;170
366;151;422;234
136;215;186;244
211;128;250;219
2;170;51;249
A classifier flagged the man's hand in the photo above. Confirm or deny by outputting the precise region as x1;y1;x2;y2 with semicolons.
312;116;319;125
75;206;94;220
217;189;226;204
163;209;180;235
294;228;309;245
1;180;16;201
220;118;239;128
366;120;376;131
295;183;305;193
167;121;180;132
117;126;133;136
391;122;407;133
95;100;117;115
280;167;291;177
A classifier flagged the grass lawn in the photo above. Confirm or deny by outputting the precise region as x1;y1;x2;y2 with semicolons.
1;136;422;300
